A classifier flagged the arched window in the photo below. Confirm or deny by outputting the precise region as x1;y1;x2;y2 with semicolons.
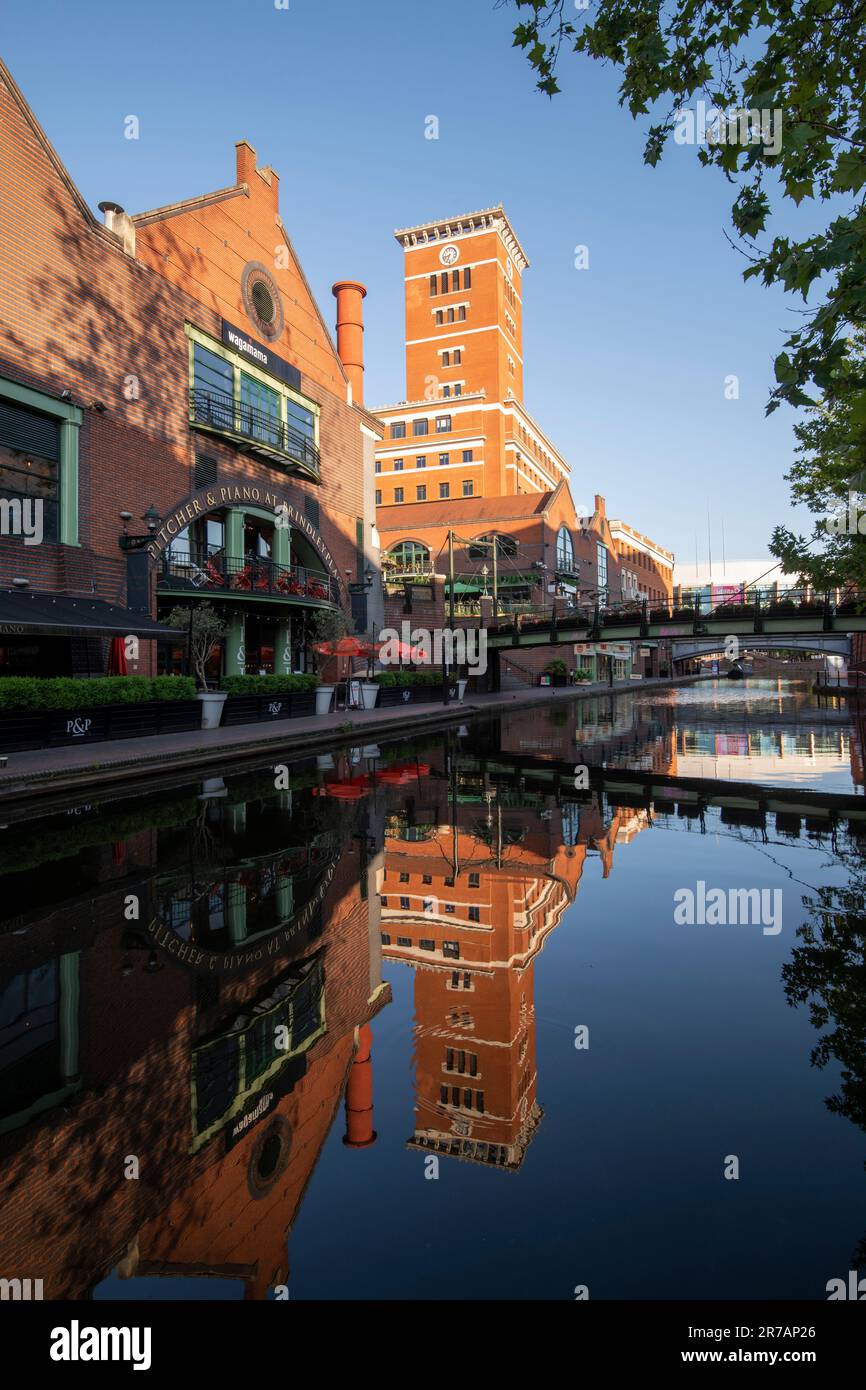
468;532;518;560
386;541;431;575
556;526;575;572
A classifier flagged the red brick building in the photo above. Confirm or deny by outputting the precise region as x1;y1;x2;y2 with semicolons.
0;59;381;680
371;205;674;681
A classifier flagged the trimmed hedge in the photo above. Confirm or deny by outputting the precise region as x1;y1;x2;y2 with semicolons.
220;674;319;695
372;670;442;688
0;676;196;710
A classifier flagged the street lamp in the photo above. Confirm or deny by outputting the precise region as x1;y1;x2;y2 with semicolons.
118;505;162;551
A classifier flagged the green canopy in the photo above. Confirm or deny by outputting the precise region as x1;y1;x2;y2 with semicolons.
448;572;536;594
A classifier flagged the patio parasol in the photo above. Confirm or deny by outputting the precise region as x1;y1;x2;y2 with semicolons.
107;636;128;675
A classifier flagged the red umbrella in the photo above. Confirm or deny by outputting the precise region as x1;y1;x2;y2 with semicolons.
107;637;128;675
314;776;371;801
314;637;376;658
375;638;427;663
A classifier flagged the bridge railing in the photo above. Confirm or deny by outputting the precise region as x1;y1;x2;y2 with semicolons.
486;586;866;636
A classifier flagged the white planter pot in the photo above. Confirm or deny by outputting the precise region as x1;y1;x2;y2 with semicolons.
315;685;335;715
197;690;227;729
350;680;379;710
457;679;468;702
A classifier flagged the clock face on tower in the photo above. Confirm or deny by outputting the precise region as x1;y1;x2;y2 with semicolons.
439;244;459;266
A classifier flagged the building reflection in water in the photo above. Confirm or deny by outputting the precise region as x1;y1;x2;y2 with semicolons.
3;699;864;1300
0;760;389;1300
379;729;653;1172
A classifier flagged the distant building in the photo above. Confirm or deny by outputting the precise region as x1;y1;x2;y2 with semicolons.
371;205;674;682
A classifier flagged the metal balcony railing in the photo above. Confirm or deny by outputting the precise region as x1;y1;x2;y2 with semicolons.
189;388;320;476
157;546;339;605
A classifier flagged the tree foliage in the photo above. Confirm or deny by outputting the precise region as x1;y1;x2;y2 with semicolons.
166;603;227;691
770;333;866;586
506;0;866;579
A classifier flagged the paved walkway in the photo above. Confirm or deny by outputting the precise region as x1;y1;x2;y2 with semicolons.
0;675;695;803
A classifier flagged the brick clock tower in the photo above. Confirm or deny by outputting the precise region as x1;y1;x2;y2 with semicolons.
374;207;572;508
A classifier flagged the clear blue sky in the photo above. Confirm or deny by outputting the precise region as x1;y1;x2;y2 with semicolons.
3;0;819;576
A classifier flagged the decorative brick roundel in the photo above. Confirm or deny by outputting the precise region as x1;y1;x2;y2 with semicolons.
241;260;284;341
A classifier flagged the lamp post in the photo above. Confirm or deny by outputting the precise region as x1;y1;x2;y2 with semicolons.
118;504;161;551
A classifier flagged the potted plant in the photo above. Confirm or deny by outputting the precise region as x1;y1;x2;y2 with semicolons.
167;602;229;729
542;658;569;687
310;606;358;710
573;666;593;685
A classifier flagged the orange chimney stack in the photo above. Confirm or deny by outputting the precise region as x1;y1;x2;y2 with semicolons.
342;1024;377;1148
332;280;367;405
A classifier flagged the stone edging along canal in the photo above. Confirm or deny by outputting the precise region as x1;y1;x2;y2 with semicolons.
0;674;704;810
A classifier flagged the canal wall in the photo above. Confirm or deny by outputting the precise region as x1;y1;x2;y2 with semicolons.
0;674;707;809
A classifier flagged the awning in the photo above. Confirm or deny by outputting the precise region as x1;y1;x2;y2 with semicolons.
449;572;536;594
0;590;183;639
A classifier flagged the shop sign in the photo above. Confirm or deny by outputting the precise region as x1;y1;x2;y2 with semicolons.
221;320;301;391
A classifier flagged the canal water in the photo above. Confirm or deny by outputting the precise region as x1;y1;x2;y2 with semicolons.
1;679;865;1301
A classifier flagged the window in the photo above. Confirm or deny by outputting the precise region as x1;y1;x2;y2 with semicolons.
422;874;432;885
193;342;233;406
454;349;462;365
597;542;608;591
0;399;63;543
416;484;426;501
440;1085;449;1104
445;904;455;914
429;274;438;295
443;941;460;959
443;386;450;398
446;308;455;323
399;896;410;910
439;482;450;499
468;872;480;887
240;372;281;446
394;487;404;503
468;532;518;559
387;540;430;574
462;449;473;462
556;525;575;573
436;416;451;433
463;267;471;289
439;452;449;466
463;480;473;496
412;418;429;437
375;460;382;473
391;421;406;439
285;394;316;444
468;905;480;921
393;458;403;471
442;351;450;367
454;384;462;397
399;872;409;883
397;935;411;947
458;306;466;321
415;455;426;468
435;310;444;325
375;489;381;505
380;933;391;945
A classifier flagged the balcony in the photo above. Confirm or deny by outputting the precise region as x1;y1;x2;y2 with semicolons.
189;388;320;480
156;546;340;606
